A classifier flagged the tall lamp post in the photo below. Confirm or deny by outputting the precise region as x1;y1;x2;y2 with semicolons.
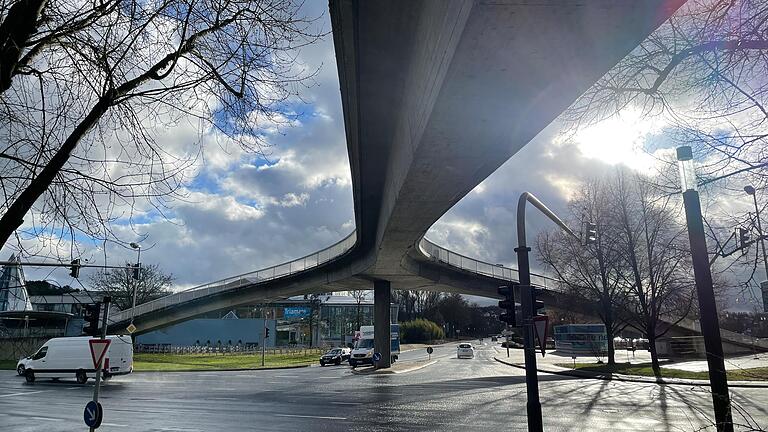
129;243;141;327
744;185;768;313
676;146;733;432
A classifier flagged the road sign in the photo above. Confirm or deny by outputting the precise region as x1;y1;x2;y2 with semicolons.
83;400;103;428
426;347;433;354
372;352;382;362
532;315;549;357
126;323;136;334
89;339;111;369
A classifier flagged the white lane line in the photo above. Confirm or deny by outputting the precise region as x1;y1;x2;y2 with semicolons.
66;387;79;390
31;416;58;422
0;390;48;398
274;414;347;420
273;375;298;378
101;423;128;427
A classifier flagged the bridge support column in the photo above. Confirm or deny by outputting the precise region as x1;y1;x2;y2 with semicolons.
374;280;391;369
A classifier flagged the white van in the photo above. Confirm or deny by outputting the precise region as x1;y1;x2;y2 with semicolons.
17;335;133;383
348;324;400;367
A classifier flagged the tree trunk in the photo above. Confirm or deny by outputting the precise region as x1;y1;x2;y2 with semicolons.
647;326;660;377
605;323;616;365
0;0;47;93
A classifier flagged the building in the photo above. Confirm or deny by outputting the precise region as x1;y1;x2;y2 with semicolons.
136;294;398;348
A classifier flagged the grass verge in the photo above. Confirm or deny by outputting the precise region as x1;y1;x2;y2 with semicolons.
133;352;321;371
0;360;18;370
554;362;768;381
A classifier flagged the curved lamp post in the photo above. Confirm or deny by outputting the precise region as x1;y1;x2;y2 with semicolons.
676;146;733;432
744;185;768;312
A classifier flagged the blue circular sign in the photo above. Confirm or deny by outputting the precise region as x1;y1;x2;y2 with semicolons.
372;352;382;362
84;401;103;428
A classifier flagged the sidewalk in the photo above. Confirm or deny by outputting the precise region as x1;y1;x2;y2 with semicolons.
492;348;768;388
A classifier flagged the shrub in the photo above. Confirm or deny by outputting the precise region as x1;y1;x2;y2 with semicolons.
400;319;445;343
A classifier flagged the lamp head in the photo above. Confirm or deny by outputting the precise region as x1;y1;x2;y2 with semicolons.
744;185;756;195
129;242;141;249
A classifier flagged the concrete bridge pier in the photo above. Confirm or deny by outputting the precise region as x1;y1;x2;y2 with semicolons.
373;279;391;369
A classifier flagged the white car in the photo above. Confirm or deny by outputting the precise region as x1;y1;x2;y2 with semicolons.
457;343;475;359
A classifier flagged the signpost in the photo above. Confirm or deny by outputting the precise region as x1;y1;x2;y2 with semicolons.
83;400;103;429
84;296;110;431
427;346;433;361
372;352;382;363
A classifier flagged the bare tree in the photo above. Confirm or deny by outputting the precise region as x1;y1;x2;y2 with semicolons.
610;170;695;375
0;0;321;256
347;289;367;330
88;263;172;311
537;177;630;365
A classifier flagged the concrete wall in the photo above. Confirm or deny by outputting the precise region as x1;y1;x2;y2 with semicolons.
136;319;276;348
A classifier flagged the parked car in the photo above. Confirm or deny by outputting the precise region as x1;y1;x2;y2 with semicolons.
319;347;351;366
457;343;475;359
17;335;133;383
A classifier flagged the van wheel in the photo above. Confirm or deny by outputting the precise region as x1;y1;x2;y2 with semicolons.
16;365;24;376
24;370;35;383
76;370;88;384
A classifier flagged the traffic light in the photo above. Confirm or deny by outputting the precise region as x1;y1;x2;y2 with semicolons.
497;285;516;326
264;327;270;339
533;288;546;317
82;302;102;336
132;263;141;280
738;227;751;251
584;222;597;245
69;259;81;278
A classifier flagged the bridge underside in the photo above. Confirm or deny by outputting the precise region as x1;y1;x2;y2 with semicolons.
117;1;691;348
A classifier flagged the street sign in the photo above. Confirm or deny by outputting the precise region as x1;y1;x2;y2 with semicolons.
532;315;549;357
426;347;433;354
372;352;382;362
126;323;136;334
89;339;111;369
83;400;103;428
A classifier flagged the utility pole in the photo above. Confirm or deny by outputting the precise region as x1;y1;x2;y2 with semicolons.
677;147;733;432
516;192;579;432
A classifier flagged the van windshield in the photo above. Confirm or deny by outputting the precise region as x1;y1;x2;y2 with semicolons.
31;346;48;360
354;339;375;349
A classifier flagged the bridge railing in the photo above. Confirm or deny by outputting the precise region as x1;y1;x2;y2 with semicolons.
111;231;358;323
418;237;560;289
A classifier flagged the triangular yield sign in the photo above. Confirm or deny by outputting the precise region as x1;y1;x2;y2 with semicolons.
89;339;111;369
532;315;549;357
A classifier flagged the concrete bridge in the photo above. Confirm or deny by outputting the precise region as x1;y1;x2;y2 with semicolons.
110;0;695;365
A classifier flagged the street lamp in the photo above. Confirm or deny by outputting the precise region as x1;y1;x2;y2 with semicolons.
744;185;768;313
676;146;733;432
129;243;141;326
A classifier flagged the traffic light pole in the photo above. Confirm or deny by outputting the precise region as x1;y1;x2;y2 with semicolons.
516;192;579;432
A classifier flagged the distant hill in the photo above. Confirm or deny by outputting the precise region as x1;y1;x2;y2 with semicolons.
26;280;80;296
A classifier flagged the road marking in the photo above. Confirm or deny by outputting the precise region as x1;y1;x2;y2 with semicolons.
274;375;298;378
0;390;47;398
210;397;239;401
315;376;339;379
31;416;58;422
66;387;79;390
274;414;347;420
101;423;127;427
330;401;362;405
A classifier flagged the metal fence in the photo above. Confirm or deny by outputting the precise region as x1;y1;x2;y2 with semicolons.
111;231;358;323
135;344;324;356
418;237;560;289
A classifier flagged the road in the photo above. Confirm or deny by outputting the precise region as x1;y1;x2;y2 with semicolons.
1;341;766;431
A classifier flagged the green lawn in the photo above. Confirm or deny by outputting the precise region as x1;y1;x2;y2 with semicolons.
133;352;321;371
554;362;768;381
0;360;17;370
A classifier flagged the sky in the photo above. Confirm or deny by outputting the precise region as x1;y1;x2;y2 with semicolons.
4;2;765;312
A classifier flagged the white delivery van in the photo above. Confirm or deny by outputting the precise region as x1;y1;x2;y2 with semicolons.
348;324;400;367
17;335;133;383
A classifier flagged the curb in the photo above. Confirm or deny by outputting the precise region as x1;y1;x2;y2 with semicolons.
493;357;768;388
133;364;311;373
351;360;438;375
